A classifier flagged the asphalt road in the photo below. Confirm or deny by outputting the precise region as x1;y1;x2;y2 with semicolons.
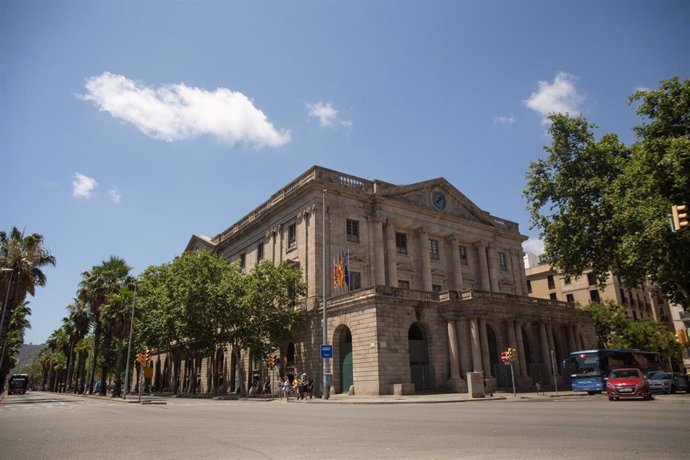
1;391;688;459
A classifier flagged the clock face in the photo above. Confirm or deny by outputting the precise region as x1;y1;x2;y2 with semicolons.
432;191;446;210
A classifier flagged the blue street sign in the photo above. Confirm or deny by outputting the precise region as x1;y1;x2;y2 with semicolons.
320;345;333;359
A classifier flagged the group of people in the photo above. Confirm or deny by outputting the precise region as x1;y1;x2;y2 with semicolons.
278;373;314;401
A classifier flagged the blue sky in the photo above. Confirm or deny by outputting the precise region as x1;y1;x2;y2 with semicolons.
2;0;688;344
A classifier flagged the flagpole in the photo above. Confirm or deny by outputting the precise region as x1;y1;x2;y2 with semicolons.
322;189;330;400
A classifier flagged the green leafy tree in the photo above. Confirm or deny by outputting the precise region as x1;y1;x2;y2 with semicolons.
229;261;305;395
524;77;690;306
583;301;629;349
584;302;683;363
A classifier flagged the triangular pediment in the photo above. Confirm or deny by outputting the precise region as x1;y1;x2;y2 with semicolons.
185;234;216;253
378;178;496;226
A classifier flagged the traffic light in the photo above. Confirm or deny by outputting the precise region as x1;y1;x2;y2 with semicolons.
143;349;150;363
136;353;146;365
676;329;689;346
506;348;517;361
267;355;276;368
672;204;688;231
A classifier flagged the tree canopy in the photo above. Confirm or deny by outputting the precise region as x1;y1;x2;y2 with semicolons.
584;301;683;361
524;77;690;307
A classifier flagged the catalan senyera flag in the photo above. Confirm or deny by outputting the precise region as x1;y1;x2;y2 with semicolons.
332;251;350;288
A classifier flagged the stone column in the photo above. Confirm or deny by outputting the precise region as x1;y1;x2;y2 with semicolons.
458;319;472;377
475;241;491;291
539;322;553;384
566;324;576;354
418;226;432;291
515;322;528;377
372;216;386;286
447;320;460;380
546;323;556;372
510;249;523;296
297;210;309;288
487;242;500;292
470;318;483;372
384;220;398;287
277;224;284;263
447;234;464;291
480;319;491;376
267;227;277;264
507;320;517;349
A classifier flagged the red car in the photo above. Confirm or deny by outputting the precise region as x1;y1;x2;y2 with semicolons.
606;368;652;401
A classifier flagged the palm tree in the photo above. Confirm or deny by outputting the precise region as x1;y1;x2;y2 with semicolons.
0;227;56;391
79;256;132;395
1;301;32;381
62;299;90;391
101;288;136;397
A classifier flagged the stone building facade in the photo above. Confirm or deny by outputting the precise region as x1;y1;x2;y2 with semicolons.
154;166;596;395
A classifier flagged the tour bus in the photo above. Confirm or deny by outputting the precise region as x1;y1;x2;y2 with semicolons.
563;349;662;394
7;373;29;395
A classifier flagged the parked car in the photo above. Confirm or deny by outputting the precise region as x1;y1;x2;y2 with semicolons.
605;368;652;401
648;372;689;394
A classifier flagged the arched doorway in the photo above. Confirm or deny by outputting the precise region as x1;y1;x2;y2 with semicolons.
339;328;353;393
409;323;431;391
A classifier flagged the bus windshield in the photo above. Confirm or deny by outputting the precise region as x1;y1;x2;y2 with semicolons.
566;352;602;377
9;374;29;390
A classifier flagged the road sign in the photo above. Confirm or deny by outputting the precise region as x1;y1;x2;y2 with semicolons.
320;344;333;359
500;351;508;363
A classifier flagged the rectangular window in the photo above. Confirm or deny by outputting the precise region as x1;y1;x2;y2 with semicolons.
346;219;360;243
566;294;575;303
587;272;596;286
547;275;555;290
527;280;532;294
620;288;627;304
498;252;508;271
590;289;601;303
564;276;571;285
287;223;297;249
348;271;362;291
429;239;439;260
257;242;264;262
395;232;408;254
239;253;246;270
549;293;558;300
459;245;468;265
398;280;410;290
432;284;443;293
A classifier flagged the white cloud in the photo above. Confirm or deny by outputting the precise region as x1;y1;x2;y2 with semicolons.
72;172;98;199
307;101;352;128
523;72;584;123
522;237;545;256
493;114;516;125
79;72;290;148
108;188;122;204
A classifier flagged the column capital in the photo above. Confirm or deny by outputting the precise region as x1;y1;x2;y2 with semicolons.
474;239;488;249
417;226;429;236
446;233;459;243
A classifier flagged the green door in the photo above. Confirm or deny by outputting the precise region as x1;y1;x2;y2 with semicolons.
340;329;353;393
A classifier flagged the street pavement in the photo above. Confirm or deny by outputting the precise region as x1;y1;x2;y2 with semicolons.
2;390;689;459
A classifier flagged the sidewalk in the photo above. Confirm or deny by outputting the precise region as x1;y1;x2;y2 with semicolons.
25;389;586;405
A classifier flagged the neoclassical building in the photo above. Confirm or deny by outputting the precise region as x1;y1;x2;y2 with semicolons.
159;166;595;395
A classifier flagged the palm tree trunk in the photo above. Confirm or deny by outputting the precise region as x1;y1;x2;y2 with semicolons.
65;341;75;391
99;330;113;396
88;317;101;394
113;339;124;397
